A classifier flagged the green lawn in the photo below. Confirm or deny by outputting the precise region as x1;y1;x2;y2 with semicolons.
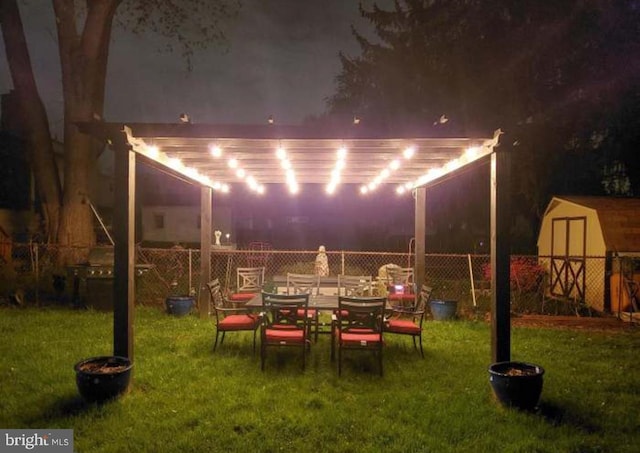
1;307;639;452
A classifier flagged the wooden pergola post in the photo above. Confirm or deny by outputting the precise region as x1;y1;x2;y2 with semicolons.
199;187;212;318
112;130;136;361
414;186;427;289
490;143;511;363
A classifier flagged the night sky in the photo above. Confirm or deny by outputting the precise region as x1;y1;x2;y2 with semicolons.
0;0;392;135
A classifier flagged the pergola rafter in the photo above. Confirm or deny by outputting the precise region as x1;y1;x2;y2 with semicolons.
120;124;497;188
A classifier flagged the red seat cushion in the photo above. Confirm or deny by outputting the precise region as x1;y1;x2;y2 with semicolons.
219;314;259;331
230;292;256;301
265;328;305;343
388;293;416;302
340;331;381;344
386;319;420;334
297;308;317;319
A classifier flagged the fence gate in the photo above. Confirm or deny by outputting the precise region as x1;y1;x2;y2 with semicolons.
549;217;586;301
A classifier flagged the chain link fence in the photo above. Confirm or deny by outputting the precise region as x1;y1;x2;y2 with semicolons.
1;243;614;317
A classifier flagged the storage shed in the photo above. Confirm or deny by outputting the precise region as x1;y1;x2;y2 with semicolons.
537;196;640;312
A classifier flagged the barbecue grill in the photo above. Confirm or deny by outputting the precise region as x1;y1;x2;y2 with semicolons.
67;247;153;310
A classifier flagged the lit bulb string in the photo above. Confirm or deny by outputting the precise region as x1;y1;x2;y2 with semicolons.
124;126;498;196
395;143;494;195
211;144;265;194
276;145;299;195
326;146;347;195
360;145;415;195
207;150;263;194
124;129;230;192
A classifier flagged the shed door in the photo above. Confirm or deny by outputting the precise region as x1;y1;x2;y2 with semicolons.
550;217;586;301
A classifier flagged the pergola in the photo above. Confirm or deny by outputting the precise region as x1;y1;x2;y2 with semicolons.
81;122;512;364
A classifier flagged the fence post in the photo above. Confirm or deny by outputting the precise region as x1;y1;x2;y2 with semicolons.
188;249;193;295
341;251;345;275
34;243;39;306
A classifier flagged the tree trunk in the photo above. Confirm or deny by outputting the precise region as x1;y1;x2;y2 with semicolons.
53;0;119;252
0;0;62;242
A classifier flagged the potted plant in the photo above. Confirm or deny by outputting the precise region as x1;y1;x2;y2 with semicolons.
165;280;195;316
74;356;133;403
429;299;458;320
488;361;545;411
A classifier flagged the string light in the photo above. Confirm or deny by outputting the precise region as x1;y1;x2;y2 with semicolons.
326;146;347;195
276;146;299;195
397;145;492;194
361;145;416;195
133;131;496;198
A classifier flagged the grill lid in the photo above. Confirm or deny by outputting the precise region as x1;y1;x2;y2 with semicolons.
87;247;114;266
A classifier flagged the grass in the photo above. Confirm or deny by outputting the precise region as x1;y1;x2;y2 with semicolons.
1;307;639;453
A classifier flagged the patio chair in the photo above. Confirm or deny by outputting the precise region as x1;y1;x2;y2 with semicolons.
332;296;386;376
384;284;432;358
286;273;320;342
260;291;311;371
207;278;260;353
229;267;265;304
386;267;415;307
338;274;373;297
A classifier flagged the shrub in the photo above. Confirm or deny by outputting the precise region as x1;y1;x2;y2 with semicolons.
482;257;546;294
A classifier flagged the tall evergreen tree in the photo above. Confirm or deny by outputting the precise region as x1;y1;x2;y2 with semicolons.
329;0;640;227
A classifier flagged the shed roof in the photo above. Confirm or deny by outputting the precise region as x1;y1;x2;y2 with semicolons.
547;196;640;252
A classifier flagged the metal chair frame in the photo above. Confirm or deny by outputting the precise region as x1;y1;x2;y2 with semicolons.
286;273;320;342
236;267;265;293
384;284;432;357
260;292;311;371
338;274;374;297
332;296;386;376
207;278;260;352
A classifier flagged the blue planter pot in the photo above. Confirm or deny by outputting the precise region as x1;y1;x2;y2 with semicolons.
430;300;457;320
165;296;195;317
75;356;133;404
489;361;544;411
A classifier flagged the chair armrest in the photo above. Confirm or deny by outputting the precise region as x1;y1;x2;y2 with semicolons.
214;306;252;315
389;307;416;315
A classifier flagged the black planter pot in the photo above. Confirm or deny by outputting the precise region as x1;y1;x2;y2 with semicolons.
75;356;133;403
488;361;544;411
165;296;195;316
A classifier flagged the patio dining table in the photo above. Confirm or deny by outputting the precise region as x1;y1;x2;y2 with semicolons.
245;293;344;311
244;293;394;312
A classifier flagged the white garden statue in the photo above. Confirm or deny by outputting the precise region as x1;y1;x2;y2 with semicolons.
315;245;329;277
214;230;222;246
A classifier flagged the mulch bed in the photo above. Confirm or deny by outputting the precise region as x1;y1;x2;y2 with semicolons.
509;314;637;331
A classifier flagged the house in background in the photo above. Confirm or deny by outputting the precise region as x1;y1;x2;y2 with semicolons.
141;205;232;246
136;165;232;246
537;195;640;312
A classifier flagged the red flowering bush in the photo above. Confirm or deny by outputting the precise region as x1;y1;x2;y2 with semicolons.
482;257;546;293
